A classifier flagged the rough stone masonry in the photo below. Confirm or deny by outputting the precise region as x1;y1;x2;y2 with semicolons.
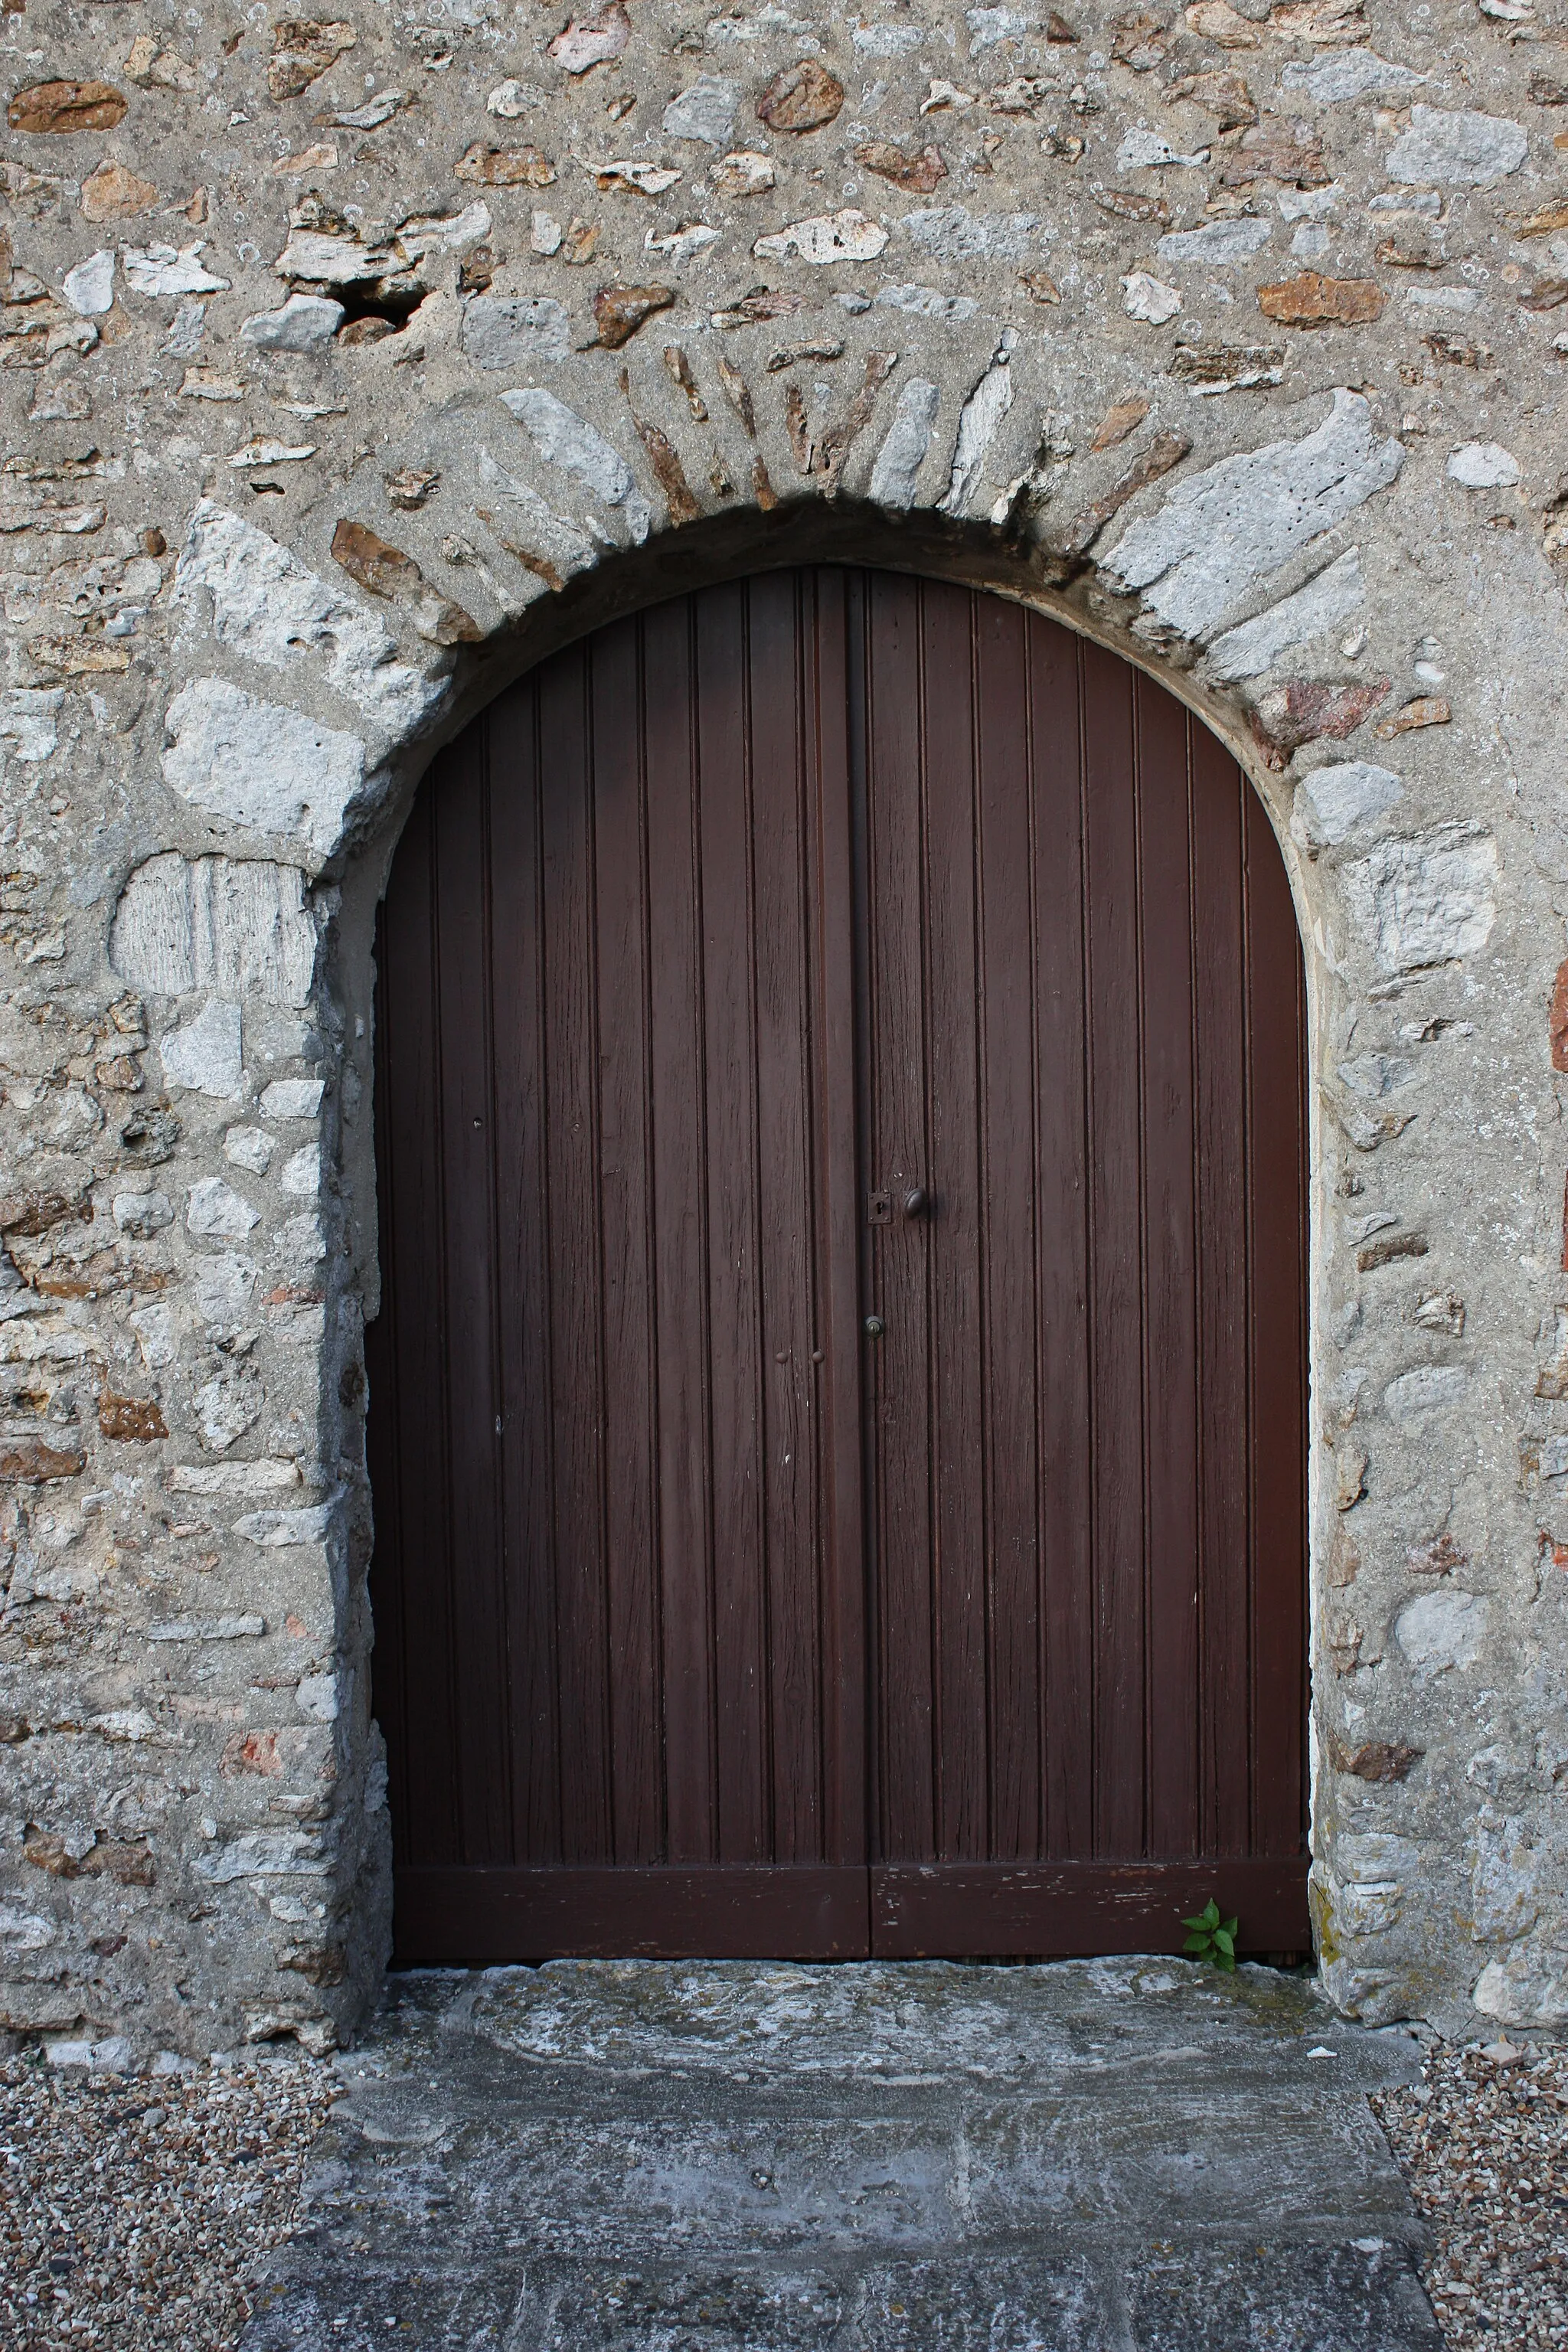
0;0;1566;2060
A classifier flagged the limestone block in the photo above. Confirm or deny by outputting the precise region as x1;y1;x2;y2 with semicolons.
1396;1589;1488;1675
111;852;317;1007
1100;390;1403;639
1341;825;1499;973
174;503;444;740
161;998;243;1099
162;678;368;867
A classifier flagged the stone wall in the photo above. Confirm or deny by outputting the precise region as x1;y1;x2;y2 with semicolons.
1;0;1566;2055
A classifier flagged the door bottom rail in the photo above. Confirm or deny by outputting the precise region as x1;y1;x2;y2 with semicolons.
392;1858;1310;1965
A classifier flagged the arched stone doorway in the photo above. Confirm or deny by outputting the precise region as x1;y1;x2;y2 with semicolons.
364;567;1309;1963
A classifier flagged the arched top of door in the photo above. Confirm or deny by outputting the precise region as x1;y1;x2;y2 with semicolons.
358;512;1315;963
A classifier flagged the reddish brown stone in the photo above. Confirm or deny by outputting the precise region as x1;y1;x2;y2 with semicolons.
454;142;555;187
23;1828;155;1884
0;1187;90;1236
1093;186;1169;224
98;1392;168;1442
1355;1230;1428;1272
268;19;357;101
221;1729;286;1778
711;287;806;328
593;283;675;348
0;1437;85;1482
1375;234;1444;270
854;139;947;193
1165;70;1256;129
619;368;700;524
8;80;128;134
80;159;158;222
1257;271;1387;327
1217;118;1328;188
1091;394;1151;452
1051;432;1191;561
1329;1734;1423;1783
332;518;423;600
1249;676;1390;767
1521;278;1568;313
756;59;844;134
1406;1531;1466;1576
1375;694;1451;740
1551;960;1568;1073
331;520;480;645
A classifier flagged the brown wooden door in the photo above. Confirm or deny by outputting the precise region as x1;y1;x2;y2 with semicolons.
367;569;1309;1965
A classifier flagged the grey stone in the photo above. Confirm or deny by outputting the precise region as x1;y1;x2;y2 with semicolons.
162;998;244;1099
1297;762;1400;846
939;332;1017;517
240;294;345;351
871;377;941;508
0;688;64;763
161;679;368;867
61;250;115;316
238;1961;1437;2351
459;294;573;368
498;390;653;544
874;283;979;320
1387;105;1527;188
1396;1589;1488;1675
1446;441;1520;489
174;503;443;740
1281;50;1425;101
662;75;740;144
234;1501;335;1546
1100;390;1403;640
111;853;317;1007
1383;1363;1468;1429
1341;825;1499;973
260;1077;325;1119
1157;217;1272;266
112;1190;174;1237
901;207;1045;262
1208;547;1366;682
186;1174;260;1237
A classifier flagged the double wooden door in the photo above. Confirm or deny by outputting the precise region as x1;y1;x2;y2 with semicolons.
367;569;1309;1964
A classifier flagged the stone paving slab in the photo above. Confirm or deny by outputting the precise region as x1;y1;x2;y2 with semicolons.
241;1958;1442;2350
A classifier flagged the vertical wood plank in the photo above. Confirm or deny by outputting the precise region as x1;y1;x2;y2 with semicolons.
808;568;870;1873
429;743;511;1866
746;571;824;1864
1189;728;1251;1857
589;618;663;1864
642;596;717;1863
1134;685;1200;1861
974;596;1042;1862
537;645;612;1861
485;680;565;1863
918;579;988;1864
860;570;936;1864
1080;641;1147;1860
1028;617;1094;1864
694;582;769;1864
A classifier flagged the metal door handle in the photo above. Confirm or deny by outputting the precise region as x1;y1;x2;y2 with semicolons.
903;1186;931;1219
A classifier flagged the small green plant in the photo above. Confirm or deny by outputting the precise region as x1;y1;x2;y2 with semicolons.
1182;1898;1239;1971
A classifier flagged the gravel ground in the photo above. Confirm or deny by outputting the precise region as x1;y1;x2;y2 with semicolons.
1373;2037;1568;2349
0;2046;333;2351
